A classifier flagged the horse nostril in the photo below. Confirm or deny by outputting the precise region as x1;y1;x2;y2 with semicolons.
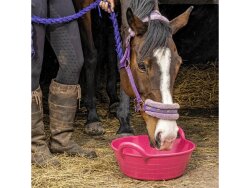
149;139;155;148
155;132;162;149
155;140;161;149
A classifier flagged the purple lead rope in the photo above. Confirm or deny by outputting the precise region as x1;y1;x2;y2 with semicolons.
32;0;102;25
109;12;123;61
109;9;144;111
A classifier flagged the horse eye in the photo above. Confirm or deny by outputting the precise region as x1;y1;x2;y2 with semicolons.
138;62;146;72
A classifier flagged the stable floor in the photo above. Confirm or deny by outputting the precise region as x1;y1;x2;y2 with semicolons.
32;63;218;188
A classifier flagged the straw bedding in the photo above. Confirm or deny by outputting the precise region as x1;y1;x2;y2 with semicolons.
32;62;218;188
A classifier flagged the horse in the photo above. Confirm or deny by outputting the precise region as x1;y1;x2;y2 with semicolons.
72;0;120;135
116;0;193;150
91;7;120;115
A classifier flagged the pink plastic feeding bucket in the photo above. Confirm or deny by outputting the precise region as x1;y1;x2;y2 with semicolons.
111;127;196;181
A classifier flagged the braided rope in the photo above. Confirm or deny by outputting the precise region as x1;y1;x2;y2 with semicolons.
32;0;102;25
109;12;123;60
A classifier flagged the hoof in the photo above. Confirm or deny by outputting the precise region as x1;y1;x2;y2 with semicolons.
84;122;105;136
116;126;134;135
116;133;134;138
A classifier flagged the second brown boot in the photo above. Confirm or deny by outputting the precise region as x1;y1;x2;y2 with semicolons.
48;80;97;159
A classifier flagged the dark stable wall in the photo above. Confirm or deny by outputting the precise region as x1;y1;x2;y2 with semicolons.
160;4;218;64
40;4;218;84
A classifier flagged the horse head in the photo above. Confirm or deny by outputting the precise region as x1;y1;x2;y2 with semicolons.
120;1;193;150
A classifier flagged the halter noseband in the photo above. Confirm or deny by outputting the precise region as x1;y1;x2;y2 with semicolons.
119;10;179;121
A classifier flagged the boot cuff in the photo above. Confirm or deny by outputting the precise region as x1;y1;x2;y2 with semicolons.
49;79;81;99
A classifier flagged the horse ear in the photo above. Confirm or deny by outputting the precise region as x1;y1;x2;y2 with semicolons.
126;8;148;36
169;6;194;35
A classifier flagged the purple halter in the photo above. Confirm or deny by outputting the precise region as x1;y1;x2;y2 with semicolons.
119;10;179;121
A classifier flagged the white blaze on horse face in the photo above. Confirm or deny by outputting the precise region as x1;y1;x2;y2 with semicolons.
154;48;178;150
154;48;173;104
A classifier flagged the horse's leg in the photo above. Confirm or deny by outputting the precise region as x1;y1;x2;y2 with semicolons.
116;87;134;135
95;33;104;102
94;13;107;103
114;0;134;135
95;41;105;103
106;29;119;114
76;0;105;135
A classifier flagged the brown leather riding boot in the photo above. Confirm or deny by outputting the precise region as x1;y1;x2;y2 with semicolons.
32;87;60;167
48;80;97;159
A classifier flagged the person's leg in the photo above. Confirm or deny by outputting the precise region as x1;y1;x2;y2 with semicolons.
31;0;60;167
32;0;47;91
47;0;96;158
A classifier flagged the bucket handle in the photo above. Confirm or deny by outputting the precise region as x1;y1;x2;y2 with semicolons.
178;127;186;140
118;142;149;160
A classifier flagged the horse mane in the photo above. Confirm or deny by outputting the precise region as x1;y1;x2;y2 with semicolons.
129;0;171;62
130;0;155;19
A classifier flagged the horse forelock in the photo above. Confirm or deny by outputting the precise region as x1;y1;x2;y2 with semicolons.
130;0;155;20
139;20;171;63
129;0;171;63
